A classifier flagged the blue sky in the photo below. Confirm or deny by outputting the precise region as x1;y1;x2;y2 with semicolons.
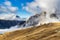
0;0;34;18
0;0;60;18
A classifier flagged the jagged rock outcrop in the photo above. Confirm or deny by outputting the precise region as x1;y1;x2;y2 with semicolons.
21;11;59;27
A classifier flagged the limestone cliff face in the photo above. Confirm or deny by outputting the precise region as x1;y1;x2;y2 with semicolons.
0;23;60;40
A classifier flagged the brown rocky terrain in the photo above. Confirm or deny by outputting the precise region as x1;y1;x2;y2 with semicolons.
0;22;60;40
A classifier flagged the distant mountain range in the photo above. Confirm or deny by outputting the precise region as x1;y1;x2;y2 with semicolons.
0;20;25;29
0;13;26;21
0;14;26;29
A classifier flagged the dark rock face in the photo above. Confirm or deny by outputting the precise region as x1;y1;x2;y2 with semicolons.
0;20;25;29
50;14;58;19
16;15;20;18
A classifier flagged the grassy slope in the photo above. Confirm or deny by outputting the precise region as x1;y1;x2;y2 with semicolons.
0;23;60;40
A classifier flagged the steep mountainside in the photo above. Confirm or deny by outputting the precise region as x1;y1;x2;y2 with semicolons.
0;22;60;40
21;12;59;27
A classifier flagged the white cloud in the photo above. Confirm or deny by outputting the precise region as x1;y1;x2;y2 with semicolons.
22;2;40;14
0;25;32;34
35;0;59;13
0;13;16;20
4;1;11;6
0;25;19;34
23;0;60;15
0;1;18;14
8;6;18;13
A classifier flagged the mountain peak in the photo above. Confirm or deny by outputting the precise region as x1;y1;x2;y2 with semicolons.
22;11;60;27
16;15;20;18
0;13;20;20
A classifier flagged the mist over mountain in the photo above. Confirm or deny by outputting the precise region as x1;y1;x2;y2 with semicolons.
0;0;60;34
0;0;60;40
21;0;60;27
20;11;60;28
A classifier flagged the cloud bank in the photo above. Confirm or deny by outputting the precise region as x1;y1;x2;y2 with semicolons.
23;0;60;14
